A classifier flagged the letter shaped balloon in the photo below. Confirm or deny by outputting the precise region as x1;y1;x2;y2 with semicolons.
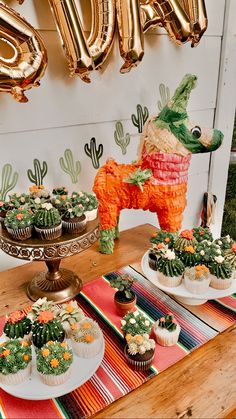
0;1;47;102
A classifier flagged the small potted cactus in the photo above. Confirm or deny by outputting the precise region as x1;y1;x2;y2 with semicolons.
34;202;62;240
121;310;152;339
0;340;32;385
61;204;87;234
32;310;65;348
209;255;233;290
4;310;32;339
110;274;137;315
154;313;181;346
124;333;156;371
4;208;34;240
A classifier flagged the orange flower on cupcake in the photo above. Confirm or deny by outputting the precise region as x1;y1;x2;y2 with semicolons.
181;230;194;240
184;245;195;254
38;311;54;324
232;243;236;254
8;310;25;324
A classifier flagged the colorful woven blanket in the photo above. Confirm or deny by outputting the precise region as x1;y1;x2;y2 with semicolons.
0;266;235;419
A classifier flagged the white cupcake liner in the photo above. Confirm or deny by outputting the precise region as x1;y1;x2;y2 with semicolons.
62;216;87;234
183;275;210;295
34;223;62;240
6;226;33;241
158;272;182;287
124;347;155;371
210;274;232;290
38;367;71;386
154;324;181;346
0;363;31;385
71;333;103;358
85;209;97;222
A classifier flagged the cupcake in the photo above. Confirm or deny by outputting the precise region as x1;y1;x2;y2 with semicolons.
197;240;222;265
156;249;185;287
27;197;46;213
0;340;32;385
71;318;103;358
124;334;155;371
148;243;168;271
178;245;200;268
174;229;197;252
4;208;34;240
61;204;87;234
4;310;32;340
183;264;210;294
52;187;68;199
192;227;213;243
27;297;57;321
150;230;175;249
50;196;70;214
214;235;233;251
34;203;62;240
9;193;29;208
71;191;98;221
209;255;233;290
29;185;50;200
37;341;73;386
224;243;236;278
121;310;152;339
32;311;65;348
57;301;85;338
0;200;15;225
154;313;180;346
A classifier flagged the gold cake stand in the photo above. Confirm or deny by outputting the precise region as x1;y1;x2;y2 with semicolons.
0;219;99;303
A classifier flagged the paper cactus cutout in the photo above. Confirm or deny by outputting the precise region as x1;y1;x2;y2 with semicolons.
84;138;103;169
158;83;171;112
27;159;48;186
114;121;130;155
131;104;149;133
59;149;81;184
0;164;19;200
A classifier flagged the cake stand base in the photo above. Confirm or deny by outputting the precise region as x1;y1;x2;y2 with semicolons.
27;264;82;303
173;296;207;306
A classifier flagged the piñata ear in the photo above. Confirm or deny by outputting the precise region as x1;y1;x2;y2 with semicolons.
169;74;197;113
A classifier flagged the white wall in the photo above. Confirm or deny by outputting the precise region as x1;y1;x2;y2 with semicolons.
0;0;226;270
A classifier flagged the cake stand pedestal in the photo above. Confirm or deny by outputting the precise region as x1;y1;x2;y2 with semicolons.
0;219;99;303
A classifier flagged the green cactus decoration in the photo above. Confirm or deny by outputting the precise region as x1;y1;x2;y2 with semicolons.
32;319;65;348
158;83;170;112
0;164;18;200
34;206;61;228
99;228;116;254
124;168;152;192
27;159;48;186
131;104;149;133
59;149;81;184
114;121;130;155
4;316;32;339
84;138;103;169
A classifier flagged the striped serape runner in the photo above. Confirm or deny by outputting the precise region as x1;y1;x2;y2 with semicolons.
0;266;236;419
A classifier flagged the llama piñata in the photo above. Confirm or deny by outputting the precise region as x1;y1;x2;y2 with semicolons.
93;74;223;254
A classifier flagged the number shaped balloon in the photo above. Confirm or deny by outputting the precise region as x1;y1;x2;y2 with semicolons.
0;1;47;102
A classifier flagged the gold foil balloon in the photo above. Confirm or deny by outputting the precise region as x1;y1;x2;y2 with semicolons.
0;1;47;102
116;0;144;73
178;0;208;46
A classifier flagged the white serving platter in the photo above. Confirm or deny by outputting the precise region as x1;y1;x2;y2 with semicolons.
0;336;104;400
141;251;236;305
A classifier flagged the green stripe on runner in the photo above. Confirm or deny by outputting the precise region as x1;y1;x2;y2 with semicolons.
215;299;236;313
53;399;70;419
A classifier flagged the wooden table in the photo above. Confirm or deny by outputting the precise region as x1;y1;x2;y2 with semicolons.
0;224;235;418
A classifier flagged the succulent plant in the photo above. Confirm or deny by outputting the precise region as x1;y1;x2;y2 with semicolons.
4;310;32;338
32;311;65;348
29;185;50;199
124;168;152;192
157;313;178;332
4;208;34;230
121;310;152;336
0;340;32;375
110;274;136;300
34;203;61;228
9;193;29;207
57;301;85;327
37;341;73;375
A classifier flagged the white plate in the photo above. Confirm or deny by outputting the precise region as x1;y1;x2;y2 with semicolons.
141;251;236;305
0;336;105;400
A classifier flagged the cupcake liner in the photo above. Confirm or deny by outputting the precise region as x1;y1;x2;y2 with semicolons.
34;223;62;240
85;209;97;222
62;217;87;234
210;274;232;290
0;363;31;385
158;272;182;287
71;333;103;358
124;347;155;371
183;275;210;295
6;226;33;241
38;367;71;386
148;253;158;271
154;324;181;346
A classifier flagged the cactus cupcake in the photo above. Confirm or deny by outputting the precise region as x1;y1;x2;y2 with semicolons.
34;202;62;240
51;196;70;214
72;191;98;221
37;341;73;386
121;310;152;339
4;208;34;240
71;318;103;358
52;187;68;198
124;334;156;371
0;200;15;224
9;193;29;208
4;310;32;340
209;256;233;290
27;297;57;321
183;264;210;294
61;204;87;234
224;243;236;277
29;185;50;200
179;245;200;268
192;227;213;243
197;240;222;265
57;301;85;338
32;311;65;348
0;339;32;385
214;235;233;251
174;229;197;252
154;313;181;346
156;249;185;287
150;230;175;249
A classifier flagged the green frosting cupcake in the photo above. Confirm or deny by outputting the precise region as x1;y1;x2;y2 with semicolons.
121;310;152;337
34;203;61;228
157;253;185;277
179;246;200;267
197;240;222;265
214;235;233;251
224;244;236;269
32;310;65;348
4;310;32;339
192;227;213;243
0;340;32;375
174;230;197;252
37;341;73;376
209;256;233;279
4;208;34;230
150;230;175;248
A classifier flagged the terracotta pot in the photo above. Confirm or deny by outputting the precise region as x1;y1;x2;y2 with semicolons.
114;291;137;316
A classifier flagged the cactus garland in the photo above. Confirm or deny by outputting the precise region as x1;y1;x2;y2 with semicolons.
59;149;81;184
158;83;170;112
0;164;18;200
114;121;130;155
84;138;103;169
131;104;149;133
27;159;48;186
